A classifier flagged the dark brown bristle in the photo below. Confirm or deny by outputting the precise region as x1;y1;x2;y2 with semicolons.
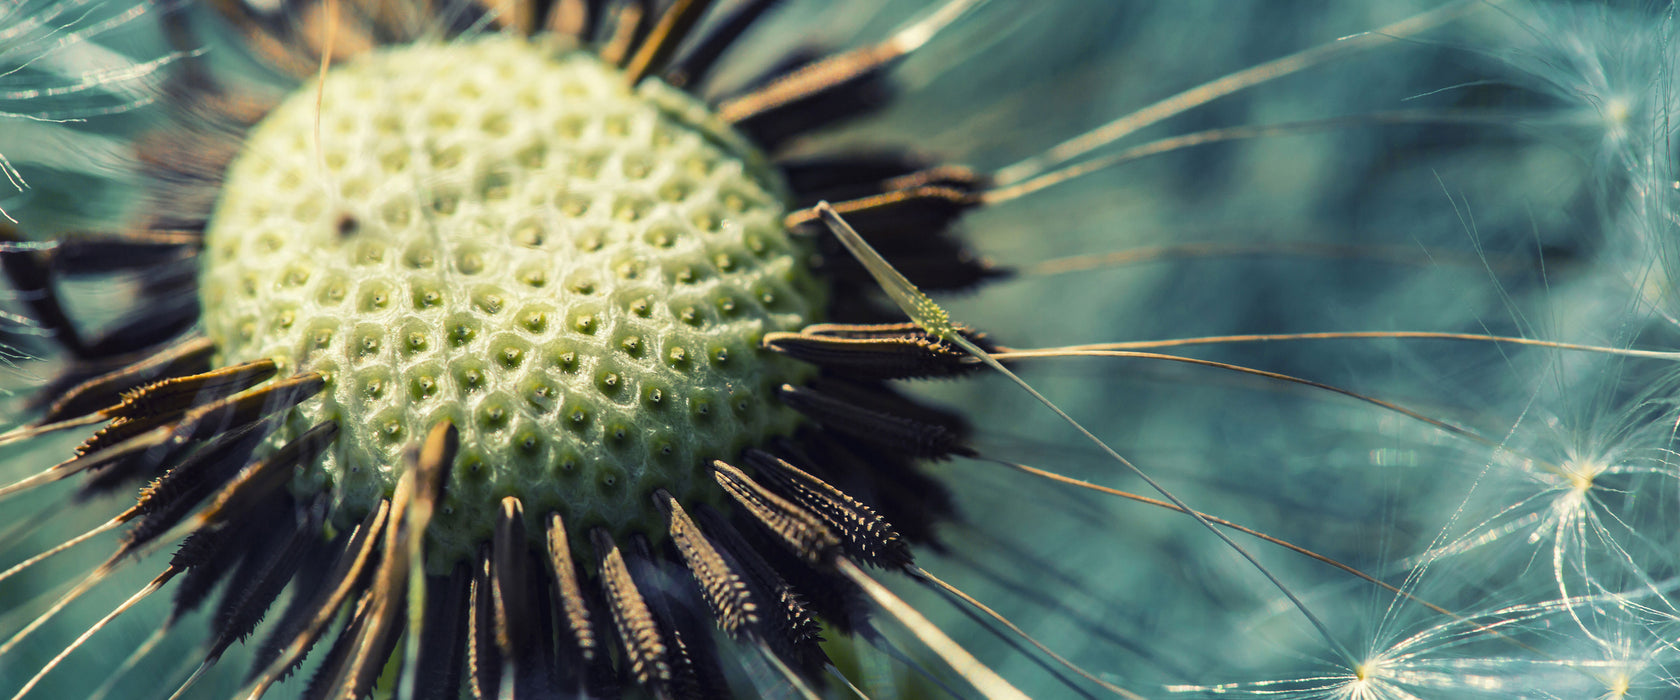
467;551;503;700
196;422;338;526
777;384;973;460
168;523;249;621
711;460;840;566
803;433;955;548
661;0;779;89
738;519;865;635
412;564;472;700
322;578;404;700
655;490;761;635
471;0;539;35
491;498;532;655
623;0;714;86
119;422;273;558
548;0;606;39
46;230;198;276
245;501;389;692
744;450;913;570
593;527;673;687
802;321;990;347
546;512;620;697
692;505;828;673
245;529;345;681
38;336;216;424
625;535;729;700
299;590;376;700
545;512;600;661
316;420;453;699
203;495;323;663
80;294;202;358
718;42;900;150
813;378;973;439
599;0;648;66
79;369;320;465
764;327;980;381
106;359;279;423
777;152;930;202
783;186;976;237
165;371;326;444
490;496;554;696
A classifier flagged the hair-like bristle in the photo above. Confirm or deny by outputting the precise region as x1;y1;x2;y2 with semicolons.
598;0;648;66
490;497;555;696
410;564;471;700
880;165;985;193
41;230;197;277
36;336;215;425
716;40;899;150
764;325;981;381
117;423;272;558
744;449;912;570
105;359;278;424
692;505;827;673
466;551;502;700
655;489;761;635
593;528;673;689
199;495;322;665
243;501;389;696
776;383;973;460
660;0;778;90
623;0;714;86
798;433;954;548
783;186;976;241
545;512;619;697
711;460;840;567
626;535;731;700
544;512;598;661
547;0;607;40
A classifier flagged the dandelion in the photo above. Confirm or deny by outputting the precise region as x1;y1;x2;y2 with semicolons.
11;1;1678;699
0;1;1040;697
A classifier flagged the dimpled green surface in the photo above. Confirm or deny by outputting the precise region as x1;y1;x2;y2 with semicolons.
198;36;822;562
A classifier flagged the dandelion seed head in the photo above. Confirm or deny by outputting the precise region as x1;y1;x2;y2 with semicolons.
200;34;823;562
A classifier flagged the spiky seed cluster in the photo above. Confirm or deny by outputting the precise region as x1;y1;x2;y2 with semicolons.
198;35;823;561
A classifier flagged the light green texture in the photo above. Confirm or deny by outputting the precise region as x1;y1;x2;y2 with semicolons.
198;35;822;562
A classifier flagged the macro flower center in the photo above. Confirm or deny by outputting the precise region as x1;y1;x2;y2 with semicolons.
198;35;822;563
